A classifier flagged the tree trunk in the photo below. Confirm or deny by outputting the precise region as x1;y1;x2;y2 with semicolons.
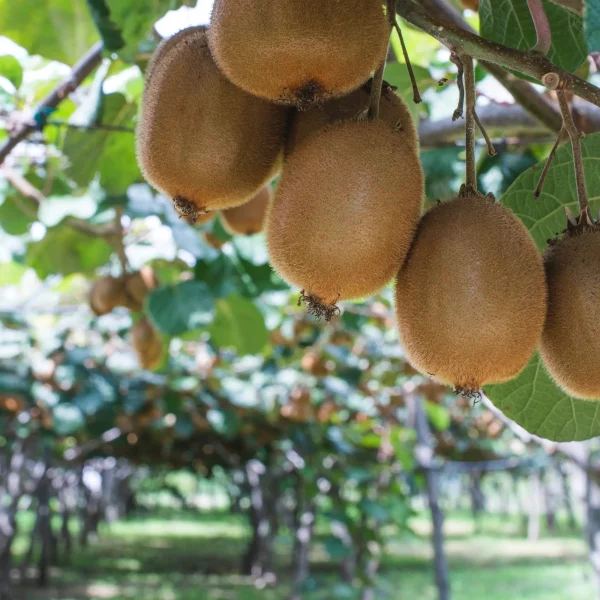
557;460;577;530
527;471;541;542
586;448;600;597
412;395;450;600
288;478;315;600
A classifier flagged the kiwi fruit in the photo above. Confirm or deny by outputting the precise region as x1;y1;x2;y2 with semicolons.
208;0;390;108
123;267;159;312
286;82;417;156
266;118;423;320
540;227;600;400
221;185;271;235
131;317;163;370
460;0;479;10
136;26;287;219
394;189;547;393
89;276;126;316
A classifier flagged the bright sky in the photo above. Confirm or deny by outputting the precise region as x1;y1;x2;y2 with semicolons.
155;0;215;37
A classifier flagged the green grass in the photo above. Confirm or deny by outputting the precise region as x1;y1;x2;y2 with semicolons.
13;510;594;600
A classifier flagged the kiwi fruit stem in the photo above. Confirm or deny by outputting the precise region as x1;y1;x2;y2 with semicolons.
297;290;341;323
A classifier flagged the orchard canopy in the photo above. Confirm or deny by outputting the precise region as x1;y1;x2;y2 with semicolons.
0;0;600;478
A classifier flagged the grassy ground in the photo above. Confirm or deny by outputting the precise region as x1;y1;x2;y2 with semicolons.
13;510;594;600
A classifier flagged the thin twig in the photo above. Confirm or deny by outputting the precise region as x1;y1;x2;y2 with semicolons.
392;21;422;103
473;112;497;156
368;61;386;120
449;53;465;121
0;42;104;166
527;0;552;55
396;1;600;110
114;207;130;274
462;55;477;190
47;121;135;134
534;126;567;198
555;85;589;214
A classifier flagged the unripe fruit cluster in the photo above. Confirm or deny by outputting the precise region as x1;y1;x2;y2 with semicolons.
136;2;599;400
88;267;163;370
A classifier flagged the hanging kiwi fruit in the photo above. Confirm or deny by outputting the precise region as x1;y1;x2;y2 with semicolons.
285;82;418;156
208;0;390;108
394;188;547;394
136;26;288;221
220;185;271;236
131;317;163;371
540;225;600;400
266;118;424;321
89;276;127;316
123;267;159;312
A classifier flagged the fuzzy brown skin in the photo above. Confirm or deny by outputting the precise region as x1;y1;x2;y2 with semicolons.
89;276;126;316
124;267;159;311
394;193;547;391
208;0;390;107
541;229;600;400
131;317;163;370
221;185;271;235
136;27;287;213
285;84;417;157
266;119;423;305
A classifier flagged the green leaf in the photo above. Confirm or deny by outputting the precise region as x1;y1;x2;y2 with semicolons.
586;0;600;51
147;281;214;336
479;0;587;74
0;55;23;89
501;132;600;251
62;93;138;190
487;133;600;442
424;401;451;431
85;0;126;52
209;295;268;355
383;62;435;120
87;0;195;62
0;262;28;285
0;189;37;236
0;0;99;65
26;226;113;278
486;355;600;442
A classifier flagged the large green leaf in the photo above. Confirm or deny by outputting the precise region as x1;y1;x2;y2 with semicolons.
479;0;587;74
87;0;195;61
26;226;113;278
0;56;23;89
147;281;214;336
500;133;600;251
486;133;600;442
587;0;600;51
487;355;600;442
62;92;139;192
209;295;268;355
0;0;99;65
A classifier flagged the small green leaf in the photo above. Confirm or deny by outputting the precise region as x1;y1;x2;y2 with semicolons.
209;295;268;355
0;55;23;89
0;189;37;235
62;93;138;190
480;0;587;74
424;401;450;431
26;226;113;278
147;280;214;336
0;0;99;65
0;262;28;285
